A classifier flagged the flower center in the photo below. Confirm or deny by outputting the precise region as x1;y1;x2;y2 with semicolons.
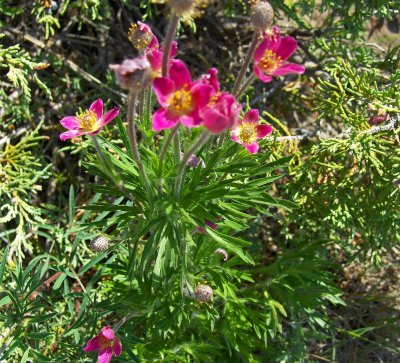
258;50;282;73
77;110;97;132
208;92;221;106
99;336;115;350
128;23;153;50
167;87;194;116
237;122;257;144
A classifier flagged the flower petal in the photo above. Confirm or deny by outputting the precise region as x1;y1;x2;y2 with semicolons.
271;63;305;77
243;109;259;124
253;65;273;83
244;142;259;154
169;60;191;89
60;116;79;130
170;41;178;58
100;326;114;340
89;99;103;119
147;48;163;73
153;77;175;106
152;108;179;131
179;114;201;127
203;108;230;134
113;338;122;356
276;36;298;61
231;132;239;143
59;130;85;141
254;38;270;63
256;124;273;138
83;336;100;352
98;348;113;363
191;83;213;109
98;107;119;127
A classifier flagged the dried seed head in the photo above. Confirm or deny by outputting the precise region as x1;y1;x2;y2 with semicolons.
194;284;213;302
128;22;155;51
91;236;109;252
169;0;195;15
110;57;152;90
251;1;274;33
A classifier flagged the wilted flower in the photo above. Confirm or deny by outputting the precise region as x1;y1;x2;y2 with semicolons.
169;0;195;15
59;99;119;141
110;56;152;90
83;326;122;363
250;0;274;33
368;109;388;125
194;284;213;302
231;109;272;153
128;21;158;51
253;26;305;83
91;236;110;252
152;60;213;131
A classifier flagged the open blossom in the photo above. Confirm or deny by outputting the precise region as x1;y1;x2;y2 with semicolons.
83;326;122;363
59;99;119;141
200;68;241;133
152;60;213;131
253;26;305;83
231;109;272;153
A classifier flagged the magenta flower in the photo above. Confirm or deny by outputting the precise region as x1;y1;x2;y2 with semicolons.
152;60;213;131
128;21;158;51
201;92;241;134
59;99;119;141
196;219;219;234
83;326;122;363
231;109;272;153
253;26;305;83
199;68;241;134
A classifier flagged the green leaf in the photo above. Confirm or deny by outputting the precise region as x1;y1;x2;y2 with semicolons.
53;272;67;290
0;245;10;286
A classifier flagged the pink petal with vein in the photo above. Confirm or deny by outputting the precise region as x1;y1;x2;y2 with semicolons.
256;124;273;138
60;116;79;129
98;107;119;127
153;77;175;106
244;142;259;154
243;109;259;124
113;338;122;356
100;326;115;340
253;65;273;83
90;99;103;119
152;108;179;131
98;348;113;363
276;36;298;61
271;63;305;76
83;337;100;352
59;130;85;141
169;60;191;89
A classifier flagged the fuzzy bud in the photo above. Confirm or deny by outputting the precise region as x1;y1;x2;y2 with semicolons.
194;284;213;302
187;154;204;168
251;1;274;33
169;0;195;15
110;57;152;90
214;248;228;261
91;236;109;252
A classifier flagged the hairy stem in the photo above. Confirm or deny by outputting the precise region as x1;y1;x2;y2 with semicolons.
127;89;152;203
232;32;259;97
175;130;210;200
162;14;179;77
236;74;256;100
158;124;180;177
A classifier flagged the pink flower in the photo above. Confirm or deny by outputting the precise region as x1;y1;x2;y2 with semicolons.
253;26;305;83
128;21;158;51
152;60;213;131
196;219;219;234
199;68;241;134
231;109;272;153
201;92;241;134
59;99;119;141
83;326;122;363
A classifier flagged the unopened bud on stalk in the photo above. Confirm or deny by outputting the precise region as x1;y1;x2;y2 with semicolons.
214;248;228;261
194;284;213;302
91;236;110;252
169;0;195;15
110;57;152;90
251;1;274;33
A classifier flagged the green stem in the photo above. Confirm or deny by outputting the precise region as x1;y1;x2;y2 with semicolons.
158;124;180;177
175;130;210;200
162;14;180;77
232;32;259;97
91;136;133;200
127;88;153;205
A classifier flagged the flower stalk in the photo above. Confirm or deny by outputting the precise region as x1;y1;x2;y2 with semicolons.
232;32;259;96
175;130;210;200
127;88;152;203
162;14;180;77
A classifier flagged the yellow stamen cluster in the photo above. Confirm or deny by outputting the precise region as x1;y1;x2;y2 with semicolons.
208;92;221;106
128;23;153;50
77;110;97;131
258;50;282;72
168;88;193;116
236;122;257;144
99;336;114;350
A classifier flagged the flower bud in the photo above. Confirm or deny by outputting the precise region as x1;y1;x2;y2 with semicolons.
251;1;274;33
187;154;204;168
194;284;213;302
169;0;195;15
91;236;109;252
368;109;388;125
214;248;228;261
